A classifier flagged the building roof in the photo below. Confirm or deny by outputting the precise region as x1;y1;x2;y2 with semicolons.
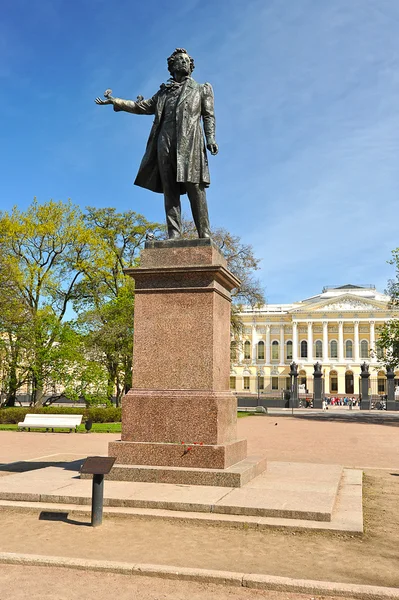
239;285;391;315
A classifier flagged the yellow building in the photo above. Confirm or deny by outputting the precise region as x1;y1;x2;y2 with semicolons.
231;284;397;397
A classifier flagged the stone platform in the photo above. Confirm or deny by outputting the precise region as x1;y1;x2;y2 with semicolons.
0;455;363;533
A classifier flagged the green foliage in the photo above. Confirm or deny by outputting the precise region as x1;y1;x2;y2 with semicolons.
0;199;98;405
0;406;121;424
74;207;163;404
377;249;399;370
0;199;162;407
0;422;122;433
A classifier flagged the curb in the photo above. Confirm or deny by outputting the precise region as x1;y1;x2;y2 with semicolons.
0;552;398;599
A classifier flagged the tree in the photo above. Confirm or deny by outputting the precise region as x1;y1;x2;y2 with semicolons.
376;249;399;370
74;207;163;405
0;199;97;405
0;256;32;406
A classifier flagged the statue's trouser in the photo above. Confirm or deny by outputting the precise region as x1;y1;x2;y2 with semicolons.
157;122;211;239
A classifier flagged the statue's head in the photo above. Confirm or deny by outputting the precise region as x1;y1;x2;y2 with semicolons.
167;48;195;79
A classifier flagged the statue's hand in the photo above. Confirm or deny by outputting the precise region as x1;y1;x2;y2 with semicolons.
95;97;114;105
95;89;114;105
207;143;219;156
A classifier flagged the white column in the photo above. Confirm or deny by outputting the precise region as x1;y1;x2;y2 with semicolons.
307;321;313;362
370;321;376;362
292;322;298;362
280;325;285;364
252;325;257;364
338;321;344;362
266;325;271;364
354;321;360;362
322;321;328;361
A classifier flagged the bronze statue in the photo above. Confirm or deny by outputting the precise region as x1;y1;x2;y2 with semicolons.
95;48;218;240
289;361;298;376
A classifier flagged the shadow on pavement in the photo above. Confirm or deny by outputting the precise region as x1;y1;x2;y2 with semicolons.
0;458;84;474
39;511;90;527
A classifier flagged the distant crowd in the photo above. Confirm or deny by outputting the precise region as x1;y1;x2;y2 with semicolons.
326;396;359;407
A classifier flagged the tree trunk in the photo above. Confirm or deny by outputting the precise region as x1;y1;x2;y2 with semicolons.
5;361;19;407
31;372;45;406
106;356;118;404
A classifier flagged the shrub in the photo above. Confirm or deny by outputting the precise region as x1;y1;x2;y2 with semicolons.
85;407;121;423
0;406;122;424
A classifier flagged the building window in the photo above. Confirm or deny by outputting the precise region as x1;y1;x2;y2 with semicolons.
244;341;251;360
300;340;308;358
330;340;338;359
243;376;250;390
360;340;368;359
257;341;265;360
315;340;322;358
271;340;279;360
377;374;386;394
345;340;353;359
258;376;264;390
271;377;279;390
229;376;236;390
330;371;338;393
286;340;293;360
230;341;237;361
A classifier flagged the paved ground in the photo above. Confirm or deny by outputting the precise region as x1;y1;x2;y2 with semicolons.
0;414;398;598
2;411;399;469
0;565;348;600
241;413;399;469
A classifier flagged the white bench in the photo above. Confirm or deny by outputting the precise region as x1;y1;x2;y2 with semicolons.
18;413;83;433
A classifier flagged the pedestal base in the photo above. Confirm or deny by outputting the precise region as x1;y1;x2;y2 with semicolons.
101;455;267;487
109;240;258;486
109;438;247;470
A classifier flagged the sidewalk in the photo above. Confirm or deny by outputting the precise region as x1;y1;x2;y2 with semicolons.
0;417;398;595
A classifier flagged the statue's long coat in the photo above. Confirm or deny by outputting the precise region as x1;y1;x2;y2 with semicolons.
113;78;216;194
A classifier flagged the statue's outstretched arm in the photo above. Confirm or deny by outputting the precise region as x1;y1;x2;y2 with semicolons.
95;89;158;115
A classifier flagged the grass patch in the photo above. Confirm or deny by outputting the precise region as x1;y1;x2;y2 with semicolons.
1;413;252;431
0;423;122;433
77;422;121;433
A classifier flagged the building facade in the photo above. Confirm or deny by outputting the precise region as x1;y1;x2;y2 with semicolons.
231;284;397;397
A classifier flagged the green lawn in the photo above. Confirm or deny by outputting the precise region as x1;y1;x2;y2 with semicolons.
0;423;122;433
0;412;253;433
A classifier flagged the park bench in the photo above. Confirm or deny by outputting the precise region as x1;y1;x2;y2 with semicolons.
18;413;83;433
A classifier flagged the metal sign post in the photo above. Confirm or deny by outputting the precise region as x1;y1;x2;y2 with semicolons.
80;456;116;527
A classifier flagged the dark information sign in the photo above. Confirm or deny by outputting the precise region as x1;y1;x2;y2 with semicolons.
80;456;116;475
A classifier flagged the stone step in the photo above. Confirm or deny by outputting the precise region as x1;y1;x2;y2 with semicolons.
81;455;267;488
0;467;363;533
0;460;349;523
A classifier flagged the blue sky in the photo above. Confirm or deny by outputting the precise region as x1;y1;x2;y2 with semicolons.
2;0;399;303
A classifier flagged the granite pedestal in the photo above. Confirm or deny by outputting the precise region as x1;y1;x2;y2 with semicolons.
108;239;266;486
